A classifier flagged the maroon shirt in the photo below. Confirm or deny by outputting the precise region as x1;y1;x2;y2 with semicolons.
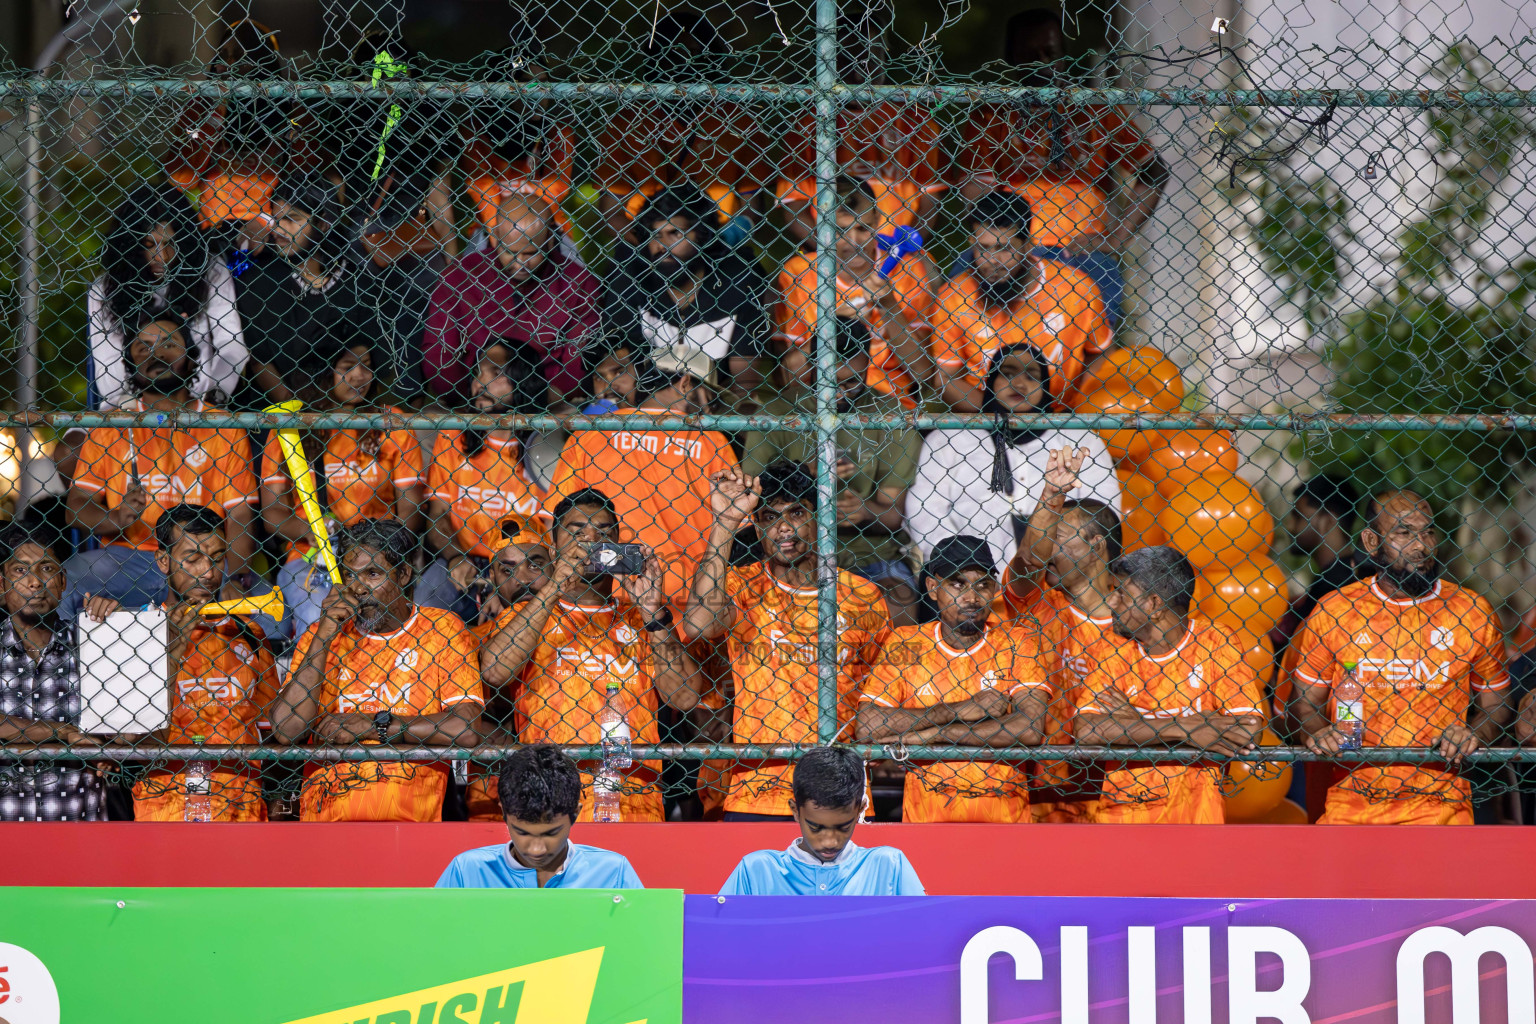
422;249;599;402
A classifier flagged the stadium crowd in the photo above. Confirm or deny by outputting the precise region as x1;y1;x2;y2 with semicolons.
3;9;1534;830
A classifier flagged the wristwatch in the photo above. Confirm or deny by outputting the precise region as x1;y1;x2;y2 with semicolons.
643;606;675;633
373;710;394;743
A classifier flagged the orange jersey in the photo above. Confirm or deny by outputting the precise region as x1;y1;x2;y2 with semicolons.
932;264;1112;407
958;105;1157;246
1290;577;1508;813
428;431;549;558
547;409;736;605
1077;618;1265;823
594;103;773;201
775;175;946;237
488;597;668;822
290;607;484;822
861;622;1055;823
775;252;937;407
781;103;945;191
72;399;257;551
133;615;278;823
723;564;891;815
462;125;578;235
261;417;423;561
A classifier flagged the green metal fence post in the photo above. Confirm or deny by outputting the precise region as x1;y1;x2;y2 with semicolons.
813;0;842;745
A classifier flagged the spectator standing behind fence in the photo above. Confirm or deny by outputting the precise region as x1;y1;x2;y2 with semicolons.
124;504;278;822
86;183;249;410
931;193;1112;411
1271;474;1366;652
602;186;773;402
260;339;424;640
420;342;552;627
547;351;736;610
775;177;938;410
1073;547;1267;824
271;520;483;822
584;342;642;415
857;535;1054;823
0;524;107;822
352;190;451;404
423;194;599;407
683;464;891;821
63;320;259;620
1290;490;1511;825
480;489;703;822
739;324;919;591
957;11;1167;327
437;746;644;889
718;746;924;895
907;342;1118;573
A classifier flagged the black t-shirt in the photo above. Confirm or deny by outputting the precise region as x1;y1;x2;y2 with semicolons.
601;251;772;365
234;258;368;393
1297;550;1367;624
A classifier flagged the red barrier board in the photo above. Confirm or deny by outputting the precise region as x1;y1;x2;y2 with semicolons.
4;823;1536;897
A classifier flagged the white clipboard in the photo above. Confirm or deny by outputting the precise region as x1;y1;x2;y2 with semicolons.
79;607;169;736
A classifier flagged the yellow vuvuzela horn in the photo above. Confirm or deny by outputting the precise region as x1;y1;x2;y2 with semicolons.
200;589;285;619
264;399;342;585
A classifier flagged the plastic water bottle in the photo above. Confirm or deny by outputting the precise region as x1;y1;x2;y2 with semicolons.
598;683;634;768
593;765;623;823
1334;662;1365;751
184;735;214;822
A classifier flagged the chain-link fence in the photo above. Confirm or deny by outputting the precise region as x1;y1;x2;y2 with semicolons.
2;0;1535;825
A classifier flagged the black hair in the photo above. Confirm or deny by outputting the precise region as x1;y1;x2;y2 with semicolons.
1293;473;1360;528
968;191;1035;236
632;183;722;255
792;746;865;810
834;175;879;214
463;339;549;457
336;518;417;576
100;184;211;335
0;519;58;567
1062;498;1122;562
1110;545;1197;617
759;461;817;510
496;744;583;822
154;503;227;551
551;488;617;532
1003;8;1064;63
293;335;382;497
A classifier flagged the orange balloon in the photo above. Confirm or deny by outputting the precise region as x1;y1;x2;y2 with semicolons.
1079;345;1186;408
1237;630;1276;692
1224;729;1291;822
1115;468;1168;551
1071;383;1172;467
1158;472;1274;570
1141;430;1241;496
1198;558;1289;639
1253;797;1309;824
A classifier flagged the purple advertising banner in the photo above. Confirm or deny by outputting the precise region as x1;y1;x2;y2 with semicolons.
683;895;1536;1023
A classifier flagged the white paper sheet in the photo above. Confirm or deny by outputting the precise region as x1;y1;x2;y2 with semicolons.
79;607;169;735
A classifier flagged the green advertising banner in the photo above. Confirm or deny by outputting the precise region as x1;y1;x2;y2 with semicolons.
0;888;681;1024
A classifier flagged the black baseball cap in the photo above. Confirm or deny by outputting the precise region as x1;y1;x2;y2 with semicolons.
924;535;997;580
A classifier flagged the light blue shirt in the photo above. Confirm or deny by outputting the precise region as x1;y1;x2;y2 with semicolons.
718;840;926;896
435;842;644;889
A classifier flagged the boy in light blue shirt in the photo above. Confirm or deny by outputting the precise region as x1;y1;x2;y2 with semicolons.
437;745;644;890
719;746;926;896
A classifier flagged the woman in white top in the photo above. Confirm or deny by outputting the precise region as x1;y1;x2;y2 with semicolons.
907;341;1120;572
86;183;247;408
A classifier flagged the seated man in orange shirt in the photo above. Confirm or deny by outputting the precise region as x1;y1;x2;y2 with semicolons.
271;519;484;822
1292;489;1511;825
130;504;279;822
480;488;704;822
63;316;259;621
956;10;1167;326
1074;546;1267;824
933;193;1112;410
857;534;1054;823
776;177;939;409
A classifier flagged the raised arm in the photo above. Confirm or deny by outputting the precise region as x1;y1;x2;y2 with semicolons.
479;543;582;689
621;552;703;713
1009;447;1087;594
270;589;356;743
681;468;760;644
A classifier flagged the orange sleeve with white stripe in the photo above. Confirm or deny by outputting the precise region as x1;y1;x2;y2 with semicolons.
1470;598;1511;691
426;432;458;504
208;428;258;510
415;616;486;710
860;626;920;707
1075;637;1131;714
1007;632;1059;697
1209;627;1266;718
1289;603;1340;692
929;284;979;372
385;427;425;488
252;640;280;731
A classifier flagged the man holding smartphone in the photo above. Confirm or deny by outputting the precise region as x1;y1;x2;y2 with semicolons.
480;488;705;822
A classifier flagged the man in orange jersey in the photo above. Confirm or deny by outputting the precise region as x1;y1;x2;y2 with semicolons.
857;535;1053;822
127;505;279;822
682;462;892;821
271;519;484;822
1292;490;1511;825
64;318;259;621
775;177;938;408
1074;546;1267;823
932;193;1112;410
547;349;737;608
421;341;552;625
956;10;1166;326
480;488;704;822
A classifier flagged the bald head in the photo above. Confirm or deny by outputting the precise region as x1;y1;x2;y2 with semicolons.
1363;488;1439;598
1366;489;1431;536
490;194;553;282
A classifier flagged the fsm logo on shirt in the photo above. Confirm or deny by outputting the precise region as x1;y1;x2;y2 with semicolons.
1429;627;1456;650
0;943;62;1024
